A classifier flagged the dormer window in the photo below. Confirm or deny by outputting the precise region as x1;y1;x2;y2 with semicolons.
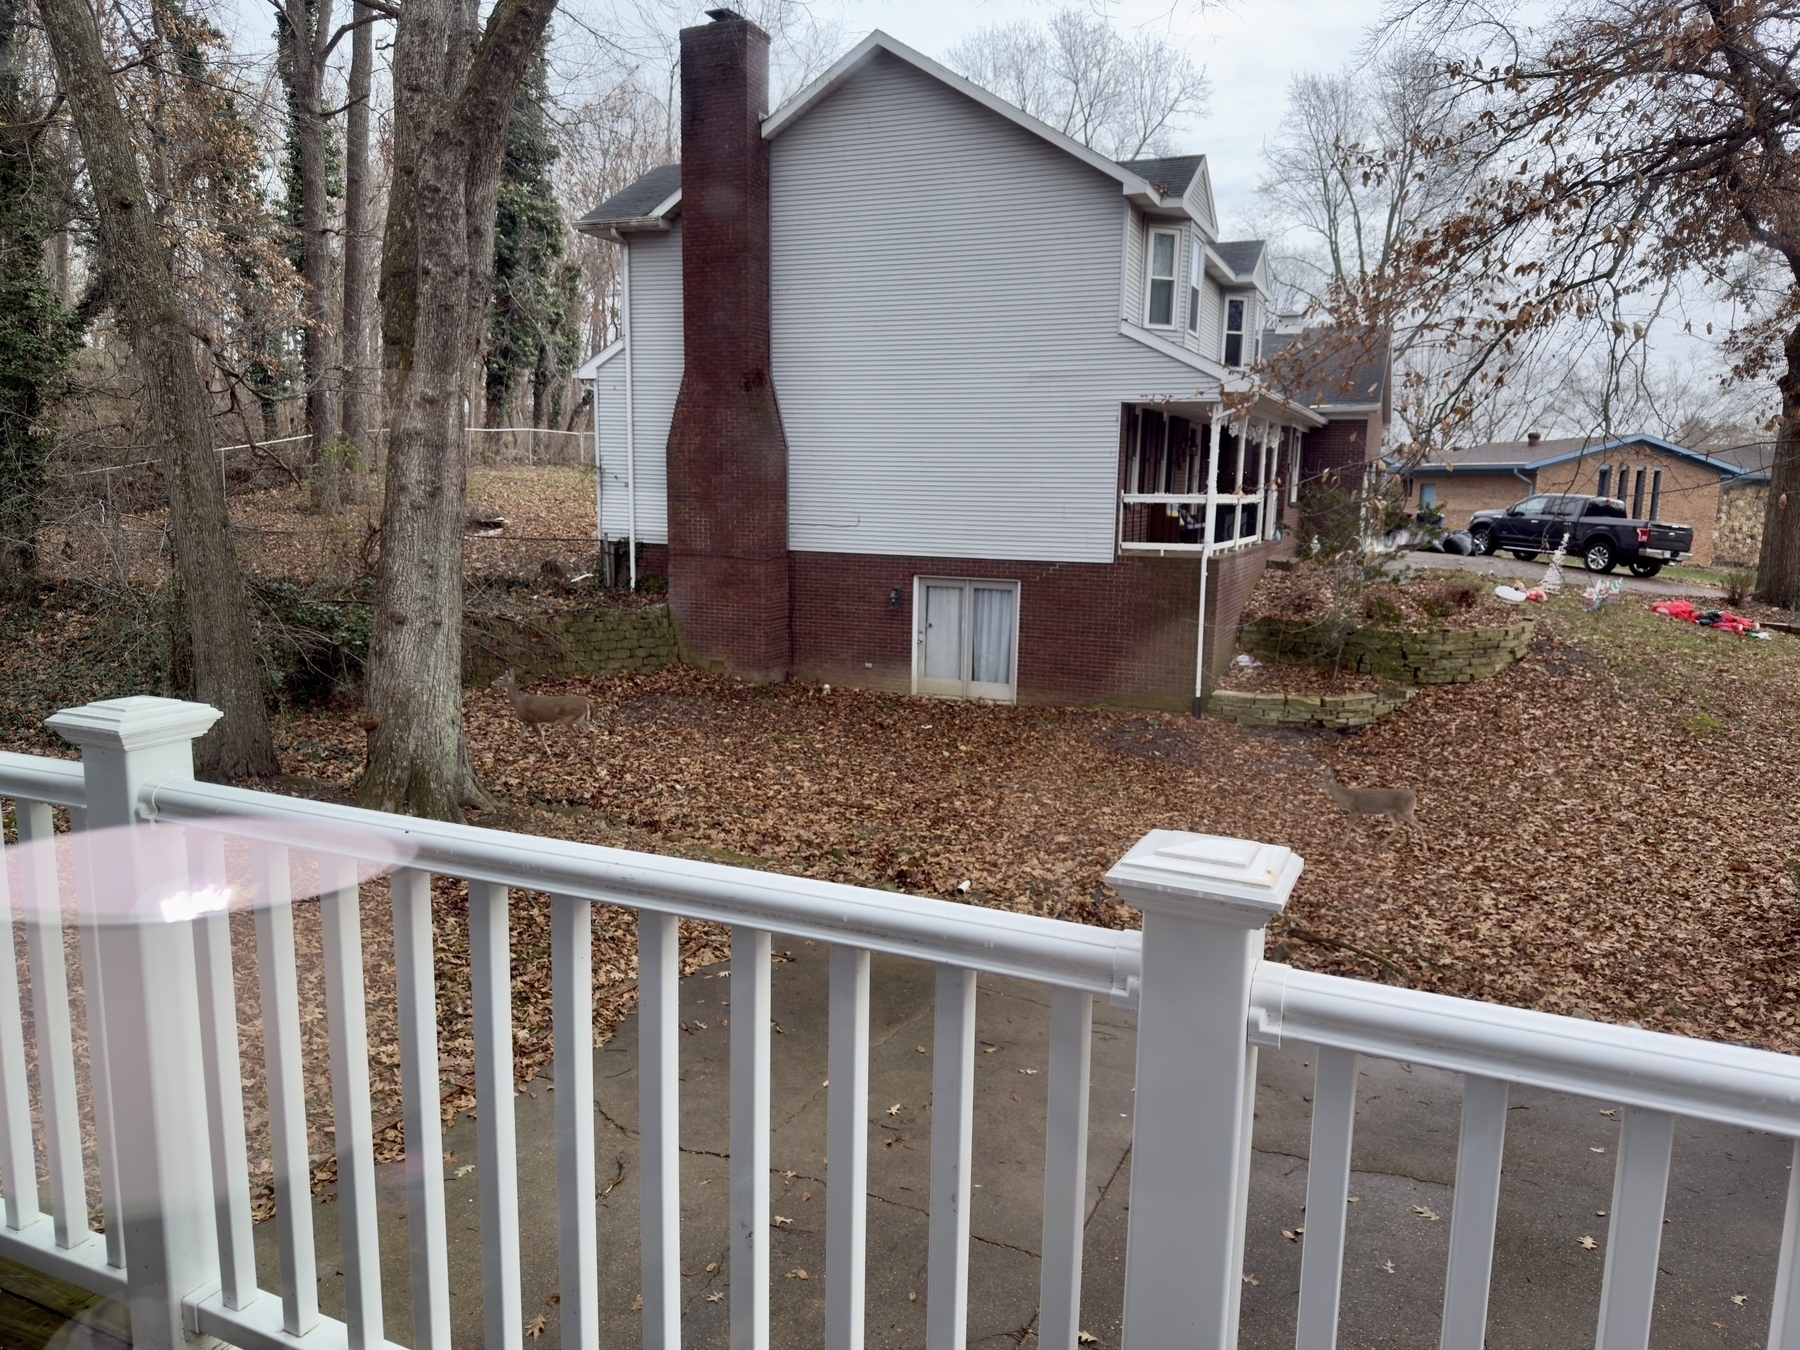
1187;241;1201;332
1147;230;1177;327
1224;297;1247;366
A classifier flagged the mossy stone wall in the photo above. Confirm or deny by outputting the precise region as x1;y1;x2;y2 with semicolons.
1238;617;1535;685
463;604;680;685
1206;687;1416;728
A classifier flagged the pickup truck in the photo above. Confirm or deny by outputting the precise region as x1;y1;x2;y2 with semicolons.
1467;494;1693;576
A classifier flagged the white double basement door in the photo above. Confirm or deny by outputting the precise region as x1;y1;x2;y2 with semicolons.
914;577;1019;702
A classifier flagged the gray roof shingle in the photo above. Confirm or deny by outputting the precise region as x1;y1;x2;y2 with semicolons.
1261;327;1390;410
1212;240;1264;280
1116;154;1204;196
577;163;681;231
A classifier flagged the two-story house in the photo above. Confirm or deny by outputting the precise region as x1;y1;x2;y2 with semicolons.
576;12;1387;711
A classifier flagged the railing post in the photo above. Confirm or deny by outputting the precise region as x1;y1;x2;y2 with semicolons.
1106;830;1300;1350
46;697;226;1350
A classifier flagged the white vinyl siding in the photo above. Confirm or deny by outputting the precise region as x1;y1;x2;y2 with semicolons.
1197;276;1223;361
1122;204;1144;325
594;226;682;544
770;49;1207;563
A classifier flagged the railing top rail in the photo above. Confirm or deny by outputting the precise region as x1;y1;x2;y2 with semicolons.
0;753;86;809
1259;963;1800;1136
148;778;1143;1002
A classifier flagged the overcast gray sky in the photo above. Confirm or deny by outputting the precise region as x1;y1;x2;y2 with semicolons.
829;0;1384;232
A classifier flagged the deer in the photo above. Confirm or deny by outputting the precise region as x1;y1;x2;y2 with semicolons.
490;670;592;754
1315;764;1419;837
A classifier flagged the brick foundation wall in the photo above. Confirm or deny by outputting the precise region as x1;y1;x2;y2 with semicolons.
789;537;1291;711
664;13;790;680
790;551;1204;710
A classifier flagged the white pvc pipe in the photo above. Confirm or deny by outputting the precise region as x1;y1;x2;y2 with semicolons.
1192;417;1223;711
622;247;638;590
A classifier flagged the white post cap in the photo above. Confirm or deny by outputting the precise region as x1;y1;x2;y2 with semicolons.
45;696;222;752
1105;829;1301;927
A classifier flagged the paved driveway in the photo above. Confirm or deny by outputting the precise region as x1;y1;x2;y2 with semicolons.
1402;547;1725;599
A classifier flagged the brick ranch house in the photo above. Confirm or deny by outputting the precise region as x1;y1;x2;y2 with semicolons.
1399;433;1773;566
575;12;1388;711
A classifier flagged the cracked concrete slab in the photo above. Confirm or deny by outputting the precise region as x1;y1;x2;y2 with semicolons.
256;941;1789;1350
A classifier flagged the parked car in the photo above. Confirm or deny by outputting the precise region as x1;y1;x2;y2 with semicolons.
1466;494;1692;575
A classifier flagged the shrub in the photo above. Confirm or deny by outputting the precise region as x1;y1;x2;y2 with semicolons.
1723;567;1755;606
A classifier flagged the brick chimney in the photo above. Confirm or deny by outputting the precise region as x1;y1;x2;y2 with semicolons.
664;9;790;680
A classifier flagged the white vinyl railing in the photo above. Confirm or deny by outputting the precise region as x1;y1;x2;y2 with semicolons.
3;697;1800;1350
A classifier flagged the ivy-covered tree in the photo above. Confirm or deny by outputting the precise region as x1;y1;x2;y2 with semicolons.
0;0;80;600
485;34;581;432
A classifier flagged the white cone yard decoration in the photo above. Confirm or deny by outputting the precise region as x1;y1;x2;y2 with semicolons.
1541;533;1570;592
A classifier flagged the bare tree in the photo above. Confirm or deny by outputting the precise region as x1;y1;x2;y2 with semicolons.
359;0;558;816
338;0;375;476
1354;0;1800;605
38;0;278;776
946;8;1209;160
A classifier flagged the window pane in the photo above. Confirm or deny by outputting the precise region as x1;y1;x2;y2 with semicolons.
923;585;964;681
1226;297;1245;331
1188;286;1199;331
1149;279;1174;326
1420;483;1436;507
1224;332;1242;366
1151;232;1175;276
970;588;1015;686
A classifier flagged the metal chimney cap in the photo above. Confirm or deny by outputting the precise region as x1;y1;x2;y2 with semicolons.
705;7;745;19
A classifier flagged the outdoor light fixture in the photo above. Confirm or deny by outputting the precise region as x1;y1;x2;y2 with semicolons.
889;587;902;609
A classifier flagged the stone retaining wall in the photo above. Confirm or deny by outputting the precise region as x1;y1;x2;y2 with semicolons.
1207;686;1416;728
463;604;680;685
1239;617;1535;684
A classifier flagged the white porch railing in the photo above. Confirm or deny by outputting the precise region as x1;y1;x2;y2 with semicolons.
2;696;1800;1350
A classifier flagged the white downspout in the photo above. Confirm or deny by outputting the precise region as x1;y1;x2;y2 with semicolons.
622;244;638;591
1193;414;1222;713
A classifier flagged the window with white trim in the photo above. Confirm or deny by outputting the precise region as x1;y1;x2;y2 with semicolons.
1187;241;1201;332
1223;296;1247;365
1146;230;1177;327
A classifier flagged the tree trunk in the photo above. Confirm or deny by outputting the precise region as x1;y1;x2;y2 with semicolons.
359;0;557;817
285;0;341;510
1754;322;1800;611
340;2;373;487
38;0;278;778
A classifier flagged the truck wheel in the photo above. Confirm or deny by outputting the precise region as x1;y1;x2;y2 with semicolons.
1628;560;1663;578
1510;550;1540;562
1469;525;1496;555
1584;539;1617;573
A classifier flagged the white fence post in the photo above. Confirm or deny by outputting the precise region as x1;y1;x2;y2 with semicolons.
1106;830;1300;1350
46;697;226;1350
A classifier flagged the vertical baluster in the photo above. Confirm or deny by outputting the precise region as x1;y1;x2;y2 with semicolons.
553;894;597;1350
1438;1075;1509;1350
251;843;319;1335
469;882;521;1350
69;809;124;1268
927;965;977;1350
320;854;382;1346
16;801;88;1246
190;830;257;1309
393;868;451;1350
1038;988;1092;1350
730;928;771;1350
1294;1047;1358;1349
0;801;39;1232
1594;1107;1674;1350
1768;1137;1800;1350
825;945;870;1350
638;910;680;1350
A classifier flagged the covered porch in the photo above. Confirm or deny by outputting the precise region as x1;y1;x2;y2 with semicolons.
1117;396;1320;557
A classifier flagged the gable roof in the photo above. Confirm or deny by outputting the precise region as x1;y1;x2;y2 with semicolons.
1213;241;1265;281
1409;431;1772;482
762;32;1198;215
577;162;681;235
1260;327;1390;413
1116;155;1203;196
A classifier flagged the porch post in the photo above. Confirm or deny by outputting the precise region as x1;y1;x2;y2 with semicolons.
46;697;224;1350
1109;830;1300;1350
1191;416;1223;715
